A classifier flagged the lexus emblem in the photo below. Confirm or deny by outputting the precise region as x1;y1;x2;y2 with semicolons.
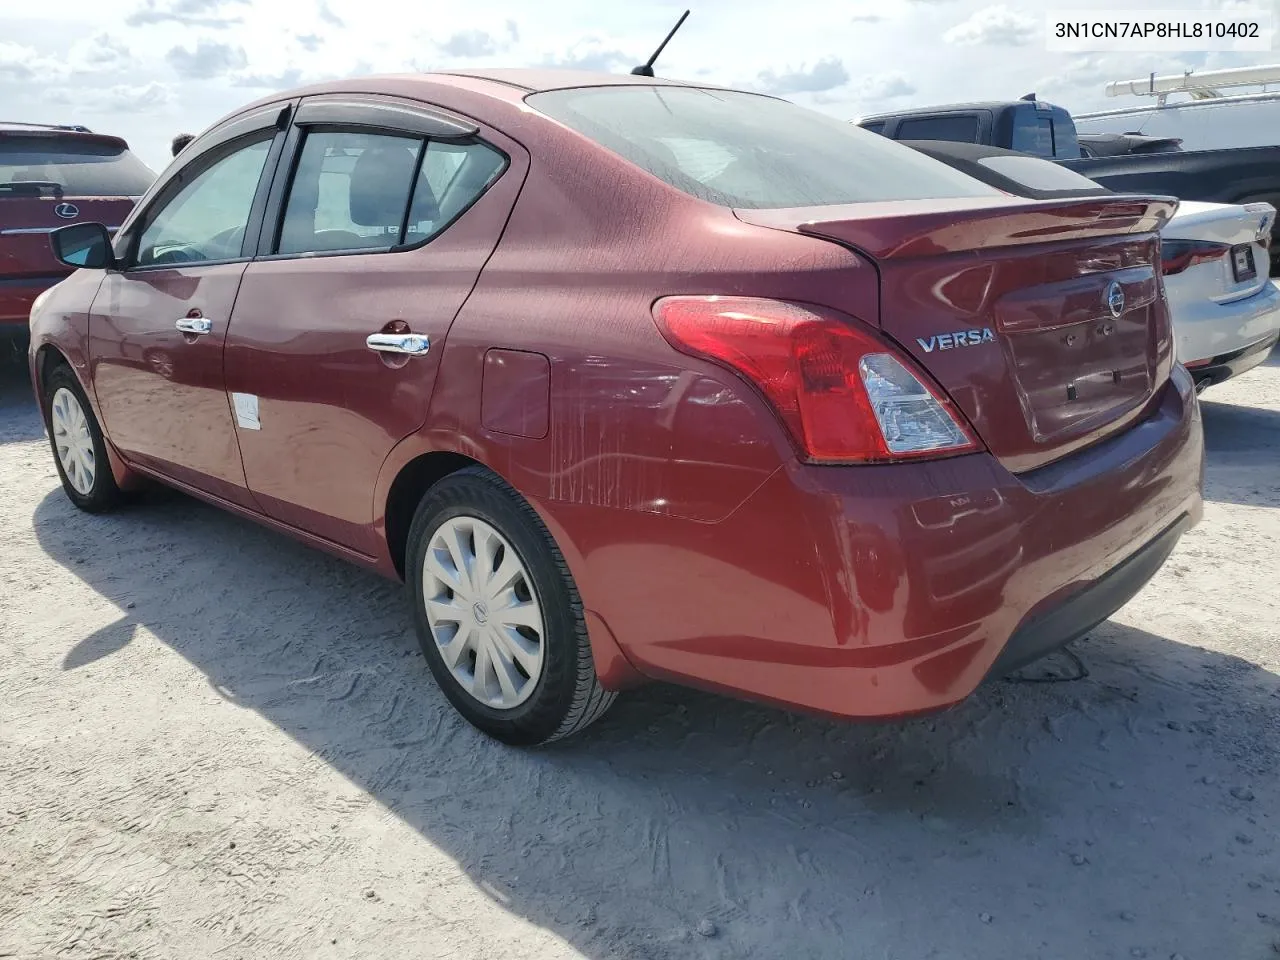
53;203;79;220
1105;281;1125;319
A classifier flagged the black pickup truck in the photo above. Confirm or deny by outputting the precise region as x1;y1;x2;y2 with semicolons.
858;97;1084;160
858;98;1280;262
1058;145;1280;226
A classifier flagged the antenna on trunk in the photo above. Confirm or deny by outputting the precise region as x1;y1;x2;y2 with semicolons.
630;10;690;77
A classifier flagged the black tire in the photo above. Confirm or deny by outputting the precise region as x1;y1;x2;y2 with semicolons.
42;363;124;513
406;467;615;745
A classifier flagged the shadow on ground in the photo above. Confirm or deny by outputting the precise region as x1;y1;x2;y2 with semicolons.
1200;397;1280;508
31;483;1280;960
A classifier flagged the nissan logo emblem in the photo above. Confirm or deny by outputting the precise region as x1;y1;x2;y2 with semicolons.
1105;281;1125;319
54;203;79;220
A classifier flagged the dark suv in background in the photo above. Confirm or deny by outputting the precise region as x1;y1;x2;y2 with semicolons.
1;123;154;346
856;96;1082;160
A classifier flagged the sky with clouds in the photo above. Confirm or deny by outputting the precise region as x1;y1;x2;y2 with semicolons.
2;0;1277;171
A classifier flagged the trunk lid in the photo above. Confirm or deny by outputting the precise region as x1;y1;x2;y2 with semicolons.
0;195;134;281
736;195;1178;473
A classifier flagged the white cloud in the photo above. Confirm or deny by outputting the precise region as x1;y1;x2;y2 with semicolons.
70;33;133;73
544;36;634;73
863;72;917;99
47;82;173;111
316;0;343;27
944;5;1038;46
233;67;305;89
99;83;175;111
437;29;503;58
754;58;850;96
0;41;68;81
166;40;249;80
126;0;251;29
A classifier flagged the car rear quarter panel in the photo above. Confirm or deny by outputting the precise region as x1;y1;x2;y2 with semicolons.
428;126;879;520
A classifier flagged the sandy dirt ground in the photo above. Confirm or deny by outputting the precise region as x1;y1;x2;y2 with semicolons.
1;349;1277;960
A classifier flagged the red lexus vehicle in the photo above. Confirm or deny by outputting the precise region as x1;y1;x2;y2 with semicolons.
1;123;153;346
29;70;1204;745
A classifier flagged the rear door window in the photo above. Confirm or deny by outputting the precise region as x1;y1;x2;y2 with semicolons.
276;131;506;256
408;141;505;238
528;87;997;209
860;121;887;135
0;135;154;197
895;114;980;143
279;131;423;254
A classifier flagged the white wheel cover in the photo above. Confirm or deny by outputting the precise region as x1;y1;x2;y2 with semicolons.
50;387;96;496
422;515;546;710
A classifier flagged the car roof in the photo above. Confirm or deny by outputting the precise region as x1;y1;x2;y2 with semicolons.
0;121;93;133
430;68;710;92
236;68;741;115
223;69;754;138
859;100;1063;122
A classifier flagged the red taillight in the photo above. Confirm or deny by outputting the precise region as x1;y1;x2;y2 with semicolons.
652;296;982;464
1161;239;1230;276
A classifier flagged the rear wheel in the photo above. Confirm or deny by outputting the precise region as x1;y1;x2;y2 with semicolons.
43;364;123;513
406;467;615;745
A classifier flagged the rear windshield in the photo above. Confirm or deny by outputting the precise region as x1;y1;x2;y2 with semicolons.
0;136;155;197
1010;115;1054;157
527;86;999;210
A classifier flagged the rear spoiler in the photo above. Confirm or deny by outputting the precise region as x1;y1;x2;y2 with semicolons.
735;196;1178;260
0;128;128;151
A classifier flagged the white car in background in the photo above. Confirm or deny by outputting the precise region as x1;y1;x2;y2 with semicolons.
902;138;1280;393
1161;200;1278;390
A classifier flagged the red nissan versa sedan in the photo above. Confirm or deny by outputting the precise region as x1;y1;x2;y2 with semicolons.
1;123;153;346
28;70;1205;745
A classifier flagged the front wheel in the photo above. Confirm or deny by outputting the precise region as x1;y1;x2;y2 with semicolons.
43;364;123;513
406;467;615;745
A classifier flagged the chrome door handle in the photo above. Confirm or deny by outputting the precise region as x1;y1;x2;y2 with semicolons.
366;332;430;356
176;317;212;335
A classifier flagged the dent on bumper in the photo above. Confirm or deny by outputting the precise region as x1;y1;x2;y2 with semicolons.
564;372;1204;721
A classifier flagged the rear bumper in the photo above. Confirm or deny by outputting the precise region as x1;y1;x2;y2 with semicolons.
553;367;1204;719
0;274;65;327
1186;330;1278;389
1175;277;1280;379
985;513;1189;678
